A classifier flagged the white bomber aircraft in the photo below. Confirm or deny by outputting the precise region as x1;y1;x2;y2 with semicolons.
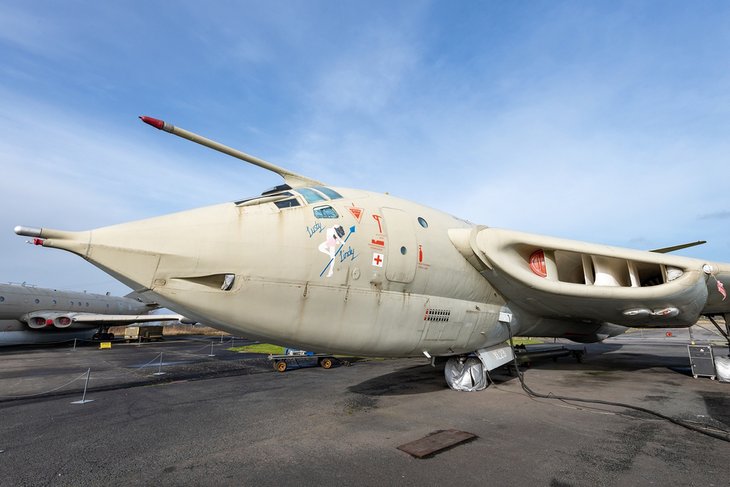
15;116;730;390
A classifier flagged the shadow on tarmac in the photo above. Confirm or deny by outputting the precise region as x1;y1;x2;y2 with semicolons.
350;341;708;396
515;343;698;375
700;391;730;426
349;364;449;396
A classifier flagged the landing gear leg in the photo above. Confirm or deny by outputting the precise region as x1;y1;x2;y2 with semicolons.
707;315;730;356
93;327;114;341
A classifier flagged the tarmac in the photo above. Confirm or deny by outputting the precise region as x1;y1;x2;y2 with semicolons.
1;331;729;486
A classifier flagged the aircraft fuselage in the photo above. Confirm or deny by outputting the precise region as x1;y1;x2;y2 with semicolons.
26;187;513;356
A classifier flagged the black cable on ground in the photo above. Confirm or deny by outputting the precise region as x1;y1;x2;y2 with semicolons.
502;325;730;443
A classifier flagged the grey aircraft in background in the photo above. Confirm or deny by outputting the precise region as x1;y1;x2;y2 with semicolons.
0;282;183;347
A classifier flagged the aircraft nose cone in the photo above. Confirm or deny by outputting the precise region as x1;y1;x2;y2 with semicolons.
35;202;239;292
14;226;42;237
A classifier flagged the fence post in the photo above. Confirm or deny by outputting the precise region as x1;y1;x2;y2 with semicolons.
71;368;94;404
154;352;166;376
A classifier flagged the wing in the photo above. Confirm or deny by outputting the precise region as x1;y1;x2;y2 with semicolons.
69;313;184;325
449;227;730;329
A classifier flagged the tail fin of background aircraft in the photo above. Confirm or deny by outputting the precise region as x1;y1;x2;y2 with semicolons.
649;240;706;254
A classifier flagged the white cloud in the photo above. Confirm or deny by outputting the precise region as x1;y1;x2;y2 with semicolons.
312;42;417;114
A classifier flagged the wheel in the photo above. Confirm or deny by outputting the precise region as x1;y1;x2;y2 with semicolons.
320;357;333;369
275;361;287;372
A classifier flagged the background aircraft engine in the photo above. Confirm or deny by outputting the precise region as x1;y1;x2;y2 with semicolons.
54;316;73;328
27;316;49;329
23;312;70;329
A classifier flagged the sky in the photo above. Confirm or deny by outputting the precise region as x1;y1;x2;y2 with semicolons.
1;1;730;296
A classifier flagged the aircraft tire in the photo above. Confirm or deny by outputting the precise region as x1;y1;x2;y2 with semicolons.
444;356;488;391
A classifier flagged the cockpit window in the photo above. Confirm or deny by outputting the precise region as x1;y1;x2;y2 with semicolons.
261;184;292;196
275;198;301;209
312;186;343;200
313;205;339;219
236;186;342;208
297;188;327;204
235;192;293;206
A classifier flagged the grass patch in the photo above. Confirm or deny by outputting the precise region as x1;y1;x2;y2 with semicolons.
509;337;543;345
229;343;285;355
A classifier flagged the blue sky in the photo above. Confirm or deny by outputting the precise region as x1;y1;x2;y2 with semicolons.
1;1;730;295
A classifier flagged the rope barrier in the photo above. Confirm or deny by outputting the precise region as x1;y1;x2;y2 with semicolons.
134;352;164;369
0;336;249;400
0;370;89;399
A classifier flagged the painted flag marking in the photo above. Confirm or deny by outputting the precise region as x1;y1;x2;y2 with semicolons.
717;279;727;301
348;207;364;222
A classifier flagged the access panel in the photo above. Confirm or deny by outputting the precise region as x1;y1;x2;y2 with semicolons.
381;207;417;283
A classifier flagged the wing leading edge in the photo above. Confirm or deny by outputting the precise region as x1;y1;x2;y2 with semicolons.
69;313;185;325
449;227;730;329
